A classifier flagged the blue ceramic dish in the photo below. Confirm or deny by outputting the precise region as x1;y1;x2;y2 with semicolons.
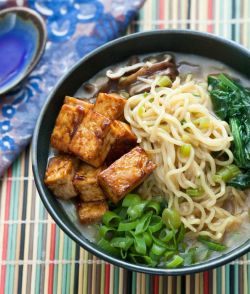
0;7;46;95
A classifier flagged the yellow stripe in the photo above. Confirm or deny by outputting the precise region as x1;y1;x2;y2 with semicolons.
78;249;84;294
167;276;172;294
195;273;200;294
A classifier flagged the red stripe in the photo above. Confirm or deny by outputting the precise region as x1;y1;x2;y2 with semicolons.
0;169;12;294
48;223;56;294
203;271;209;294
104;263;110;294
159;0;165;29
207;0;213;32
153;275;159;294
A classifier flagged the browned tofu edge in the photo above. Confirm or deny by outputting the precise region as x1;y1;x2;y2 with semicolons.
73;163;106;201
94;92;126;120
77;201;108;224
69;110;112;167
98;146;157;203
44;155;78;199
106;120;137;164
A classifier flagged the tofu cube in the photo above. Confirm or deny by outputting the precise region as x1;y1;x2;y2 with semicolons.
64;96;93;109
94;92;126;120
44;155;78;199
51;96;94;153
106;120;137;164
69;110;112;167
73;163;106;202
98;146;156;204
77;201;108;224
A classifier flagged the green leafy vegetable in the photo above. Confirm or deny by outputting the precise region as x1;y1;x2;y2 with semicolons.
208;73;250;189
228;171;250;189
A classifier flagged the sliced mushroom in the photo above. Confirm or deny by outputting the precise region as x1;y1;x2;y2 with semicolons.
118;59;178;88
106;62;145;80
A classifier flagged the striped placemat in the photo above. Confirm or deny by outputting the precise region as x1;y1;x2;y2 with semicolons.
1;0;250;293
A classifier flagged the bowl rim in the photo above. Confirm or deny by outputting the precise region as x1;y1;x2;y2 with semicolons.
32;29;250;275
0;7;47;95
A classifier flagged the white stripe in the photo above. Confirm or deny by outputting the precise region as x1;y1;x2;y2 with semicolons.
133;18;250;25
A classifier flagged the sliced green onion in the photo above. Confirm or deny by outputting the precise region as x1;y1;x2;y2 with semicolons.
110;237;133;250
127;201;148;220
162;208;181;229
143;231;153;247
180;144;191;157
134;235;147;255
102;211;120;227
159;228;174;243
198;236;227;251
145;200;161;215
213;164;241;183
148;215;164;232
194;117;210;129
157;75;172;87
143;92;148;97
182;247;196;265
138;106;144;116
99;225;115;239
186;187;204;197
129;254;157;266
176;223;186;243
135;212;152;235
122;193;142;207
165;255;184;268
150;243;166;256
117;220;138;232
150;232;175;250
195;245;211;261
163;251;176;261
120;248;128;259
97;238;120;257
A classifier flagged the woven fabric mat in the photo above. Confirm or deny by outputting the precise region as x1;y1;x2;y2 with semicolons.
1;0;250;293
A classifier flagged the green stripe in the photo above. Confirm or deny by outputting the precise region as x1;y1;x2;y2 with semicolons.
234;263;239;294
216;266;222;294
225;264;230;294
132;272;137;294
100;261;105;294
114;266;119;294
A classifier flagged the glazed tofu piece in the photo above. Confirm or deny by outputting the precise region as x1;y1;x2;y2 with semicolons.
78;201;108;224
94;92;126;120
64;96;93;108
51;96;93;153
98;147;156;204
73;163;106;202
44;155;78;199
106;120;137;164
69;110;112;167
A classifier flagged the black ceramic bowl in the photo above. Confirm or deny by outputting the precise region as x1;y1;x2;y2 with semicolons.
32;30;250;275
